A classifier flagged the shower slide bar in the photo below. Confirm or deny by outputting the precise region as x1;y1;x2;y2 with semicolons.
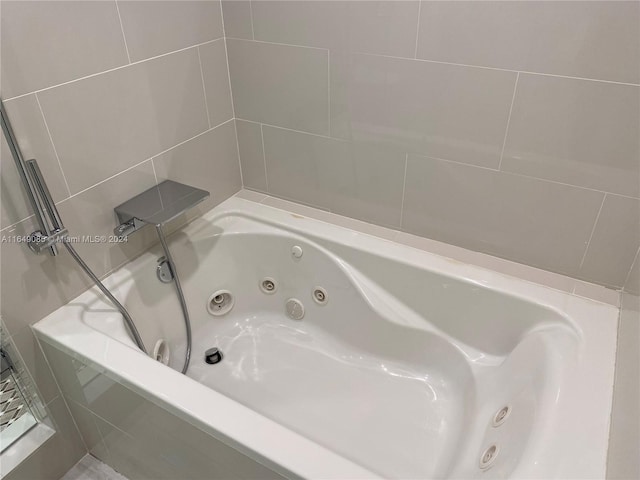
0;100;147;354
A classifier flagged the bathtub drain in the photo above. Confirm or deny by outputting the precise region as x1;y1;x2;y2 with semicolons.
205;347;223;365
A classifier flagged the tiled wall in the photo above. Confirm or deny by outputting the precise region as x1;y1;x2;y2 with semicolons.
226;0;640;294
0;1;239;477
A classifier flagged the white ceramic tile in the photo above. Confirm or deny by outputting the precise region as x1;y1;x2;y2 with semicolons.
153;121;241;212
60;454;126;480
251;1;419;57
502;75;640;198
227;39;329;135
579;195;640;289
4;397;86;480
56;161;158;277
625;251;640;295
37;48;209;194
236;120;268;191
395;231;579;295
1;217;93;333
222;0;253;40
402;154;605;276
117;0;224;62
330;53;516;168
263;126;405;227
416;1;640;84
198;39;234;127
1;1;128;98
64;404;109;462
1;95;69;228
9;327;59;404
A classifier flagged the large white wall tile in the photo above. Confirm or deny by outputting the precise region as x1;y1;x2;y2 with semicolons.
331;53;516;168
416;1;640;84
1;95;69;228
251;1;419;57
56;162;158;276
117;0;224;62
199;39;234;127
1;216;93;333
153;120;242;210
227;39;329;135
402;155;604;276
1;1;129;98
221;1;253;40
625;254;640;295
579;195;640;288
4;398;85;480
38;48;209;194
503;75;640;198
236;120;268;192
264;126;405;227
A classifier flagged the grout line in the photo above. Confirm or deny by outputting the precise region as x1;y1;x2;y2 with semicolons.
66;120;233;201
225;36;330;53
35;93;72;197
1;214;35;233
399;153;409;227
350;51;640;87
220;0;244;189
413;0;422;59
260;123;269;191
196;46;212;128
2;38;225;102
622;245;640;290
239;118;339;142
261;192;331;213
149;118;233;161
150;159;159;185
65;158;155;201
219;0;236;121
233;119;244;187
5;37;636;104
578;194;607;269
249;0;255;40
409;150;640;200
205;117;639;200
234;120;640;202
114;0;132;64
240;119;640;200
498;72;520;170
327;50;331;137
223;40;236;118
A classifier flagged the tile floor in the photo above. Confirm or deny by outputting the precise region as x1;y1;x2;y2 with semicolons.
60;455;127;480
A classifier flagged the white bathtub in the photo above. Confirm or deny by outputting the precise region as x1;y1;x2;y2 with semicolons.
34;196;619;479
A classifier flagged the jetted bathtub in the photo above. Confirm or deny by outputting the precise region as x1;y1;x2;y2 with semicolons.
34;196;619;479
